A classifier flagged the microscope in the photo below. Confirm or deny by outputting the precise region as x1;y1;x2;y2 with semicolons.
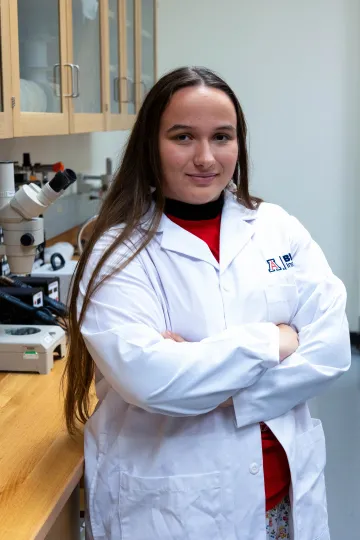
0;161;77;374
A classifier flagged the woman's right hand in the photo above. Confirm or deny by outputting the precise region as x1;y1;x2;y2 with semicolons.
278;324;299;362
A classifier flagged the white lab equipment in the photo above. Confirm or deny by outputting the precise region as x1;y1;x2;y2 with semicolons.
0;325;66;374
0;161;76;373
0;161;76;275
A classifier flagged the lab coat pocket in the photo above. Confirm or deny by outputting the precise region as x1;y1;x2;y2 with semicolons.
88;434;120;540
293;419;329;540
119;470;231;540
265;284;298;325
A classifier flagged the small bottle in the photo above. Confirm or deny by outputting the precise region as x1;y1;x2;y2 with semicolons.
0;255;10;277
0;228;10;276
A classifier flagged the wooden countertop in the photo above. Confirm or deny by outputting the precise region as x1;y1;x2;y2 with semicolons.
0;359;85;540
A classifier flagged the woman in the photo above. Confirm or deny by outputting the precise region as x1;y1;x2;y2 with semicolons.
65;67;351;540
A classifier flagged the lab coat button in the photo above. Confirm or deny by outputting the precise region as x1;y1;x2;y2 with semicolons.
249;463;260;475
222;283;230;292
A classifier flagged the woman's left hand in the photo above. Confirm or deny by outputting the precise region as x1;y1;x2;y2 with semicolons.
161;331;233;408
161;331;186;342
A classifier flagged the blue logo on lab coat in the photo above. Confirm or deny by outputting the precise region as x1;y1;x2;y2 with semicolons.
267;253;294;272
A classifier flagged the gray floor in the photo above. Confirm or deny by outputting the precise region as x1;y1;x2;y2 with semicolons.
309;349;360;539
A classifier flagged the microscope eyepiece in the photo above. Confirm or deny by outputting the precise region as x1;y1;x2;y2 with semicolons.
48;169;77;193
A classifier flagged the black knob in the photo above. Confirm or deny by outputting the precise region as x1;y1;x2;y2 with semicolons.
20;233;35;246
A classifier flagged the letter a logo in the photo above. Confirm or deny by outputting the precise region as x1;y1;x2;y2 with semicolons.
267;258;282;272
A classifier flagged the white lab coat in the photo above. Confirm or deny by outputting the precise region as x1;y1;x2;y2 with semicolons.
80;191;350;540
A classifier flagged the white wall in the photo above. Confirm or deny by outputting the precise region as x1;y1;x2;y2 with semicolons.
158;0;360;332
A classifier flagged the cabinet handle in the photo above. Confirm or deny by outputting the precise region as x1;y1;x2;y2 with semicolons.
62;63;75;98
120;77;134;104
72;64;80;98
53;63;74;98
62;63;80;98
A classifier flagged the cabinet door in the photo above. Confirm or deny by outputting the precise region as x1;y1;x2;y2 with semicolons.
67;0;106;133
109;0;121;117
107;0;134;130
139;0;155;101
10;0;70;137
134;0;155;111
126;0;136;115
0;0;13;139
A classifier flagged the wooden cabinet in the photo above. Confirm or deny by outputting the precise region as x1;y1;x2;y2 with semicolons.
0;0;13;138
1;0;156;138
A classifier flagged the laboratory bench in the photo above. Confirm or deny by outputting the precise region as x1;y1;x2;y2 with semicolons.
0;358;86;540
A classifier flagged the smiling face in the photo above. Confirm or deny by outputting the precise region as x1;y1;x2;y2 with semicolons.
158;85;239;205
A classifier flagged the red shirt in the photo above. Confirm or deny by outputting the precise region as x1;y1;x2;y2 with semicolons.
166;211;290;511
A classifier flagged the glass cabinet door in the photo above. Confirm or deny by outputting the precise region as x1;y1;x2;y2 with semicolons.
10;0;69;136
108;0;136;130
71;0;102;114
126;0;136;115
17;0;63;114
140;0;155;100
109;0;121;114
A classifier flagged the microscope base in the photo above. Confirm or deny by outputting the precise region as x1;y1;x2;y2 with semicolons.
0;324;66;374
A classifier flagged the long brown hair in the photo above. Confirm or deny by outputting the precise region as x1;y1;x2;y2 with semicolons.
64;66;261;435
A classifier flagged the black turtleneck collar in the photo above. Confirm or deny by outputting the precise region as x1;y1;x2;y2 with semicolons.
164;192;224;221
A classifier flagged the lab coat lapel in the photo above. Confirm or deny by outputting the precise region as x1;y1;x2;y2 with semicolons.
219;192;258;274
160;216;219;268
140;191;258;270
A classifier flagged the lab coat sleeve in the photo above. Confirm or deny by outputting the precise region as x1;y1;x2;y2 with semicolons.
232;213;351;428
79;236;280;416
